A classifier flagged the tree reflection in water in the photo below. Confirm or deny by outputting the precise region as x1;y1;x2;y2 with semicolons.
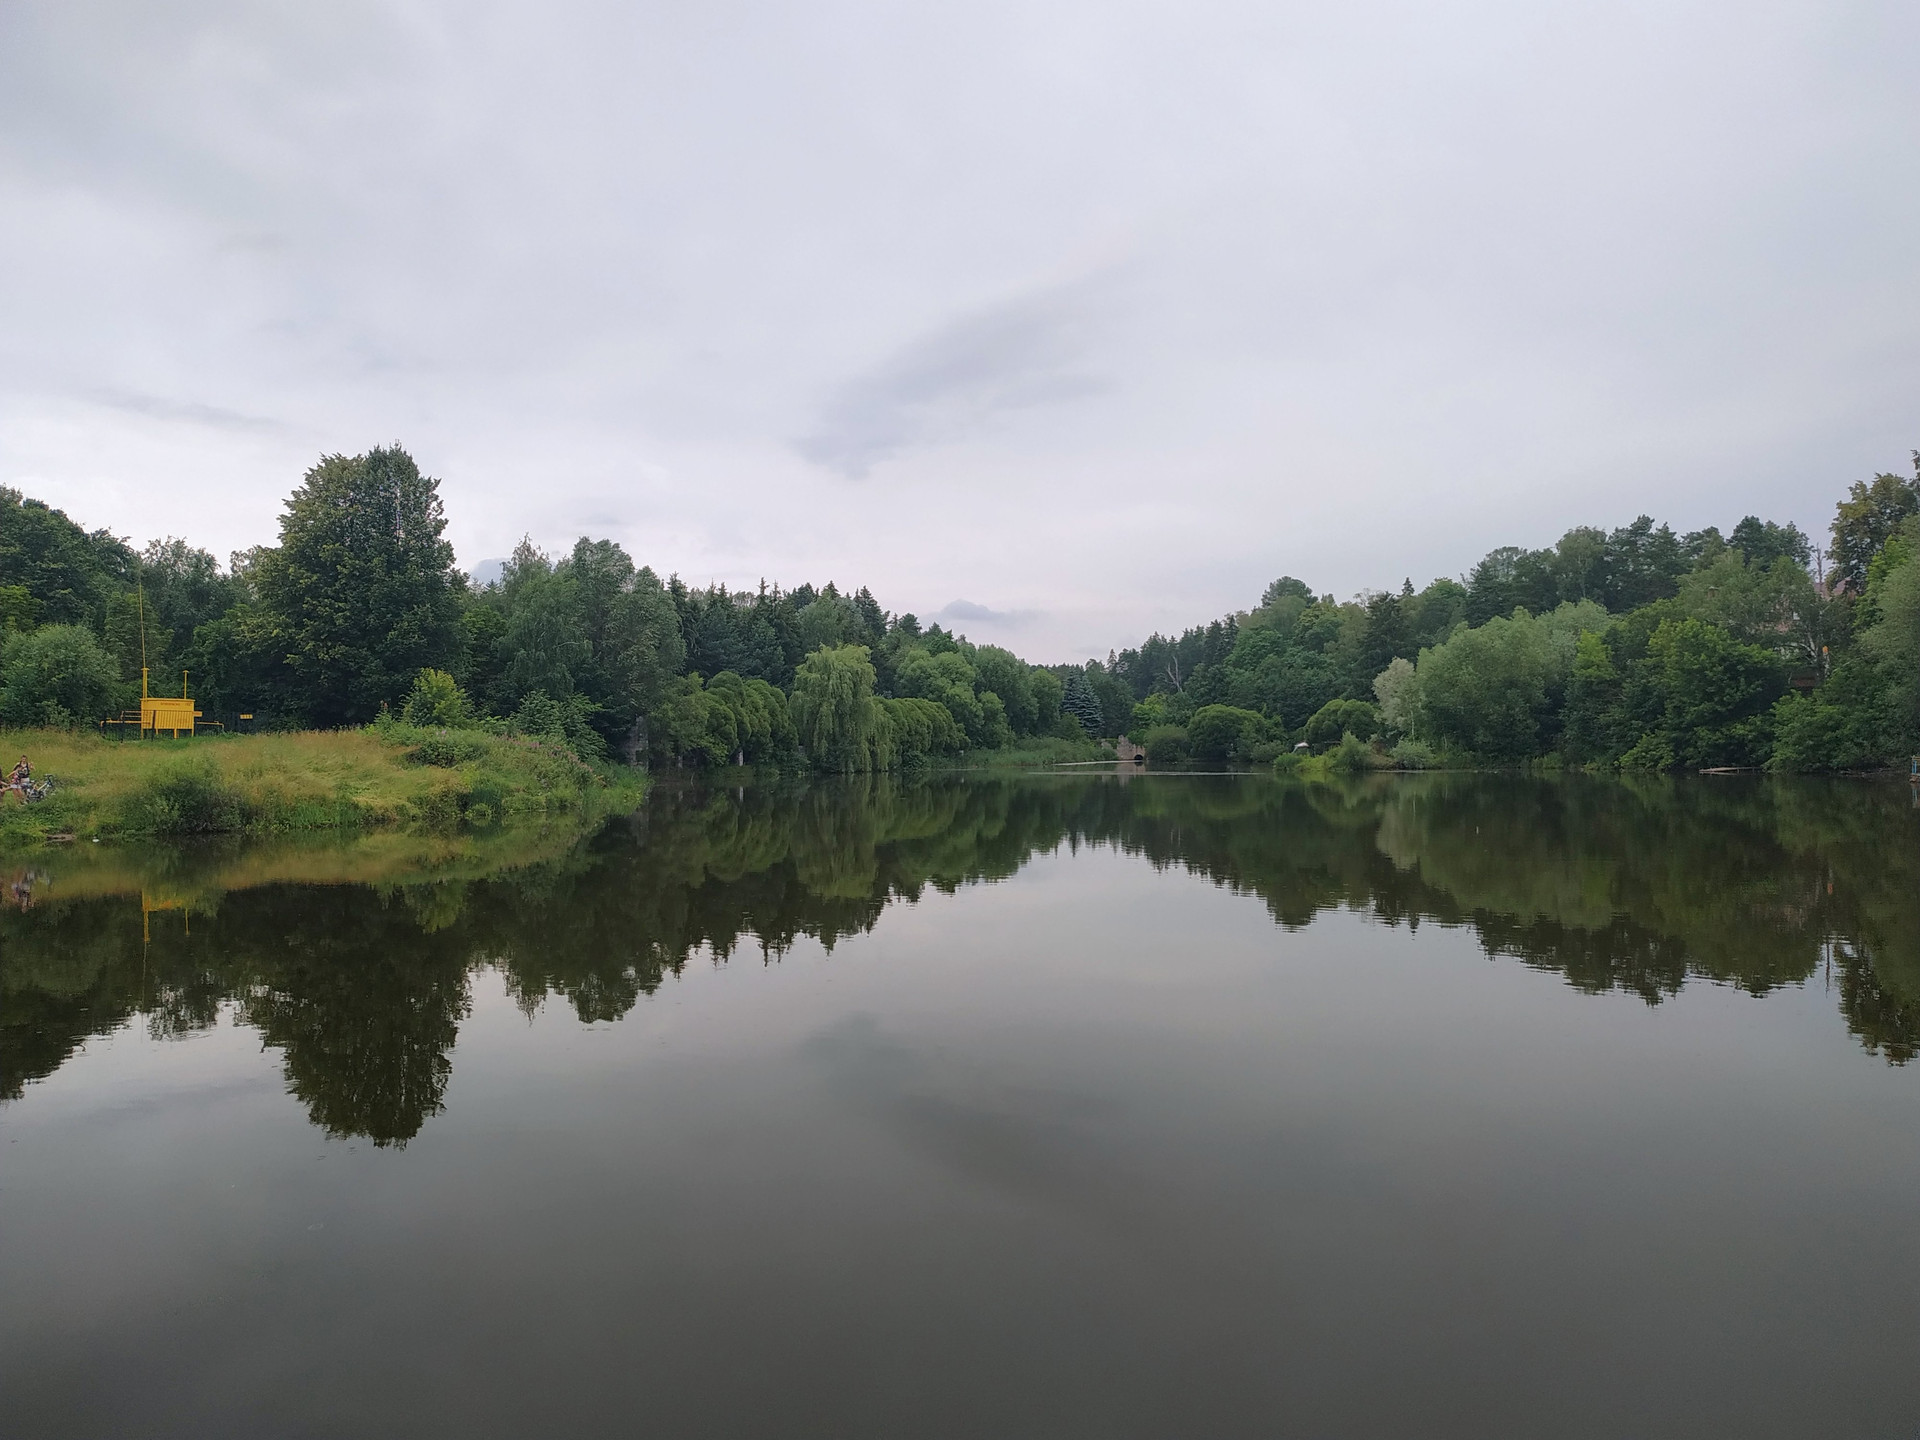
3;772;1915;1142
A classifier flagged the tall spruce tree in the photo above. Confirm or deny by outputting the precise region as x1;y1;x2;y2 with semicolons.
1061;670;1103;734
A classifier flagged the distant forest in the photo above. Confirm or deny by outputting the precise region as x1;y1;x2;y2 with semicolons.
0;444;1915;772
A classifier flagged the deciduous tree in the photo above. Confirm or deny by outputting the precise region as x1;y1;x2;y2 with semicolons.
254;447;461;725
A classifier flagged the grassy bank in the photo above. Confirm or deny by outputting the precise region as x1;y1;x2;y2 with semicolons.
0;725;646;844
946;737;1112;768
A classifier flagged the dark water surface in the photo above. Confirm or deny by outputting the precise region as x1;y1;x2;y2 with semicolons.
3;772;1918;1438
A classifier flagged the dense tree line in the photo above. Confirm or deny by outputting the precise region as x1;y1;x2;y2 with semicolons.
3;444;1914;772
1106;456;1919;771
0;447;1079;769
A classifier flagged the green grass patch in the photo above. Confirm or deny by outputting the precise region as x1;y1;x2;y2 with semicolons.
945;736;1112;768
0;725;646;845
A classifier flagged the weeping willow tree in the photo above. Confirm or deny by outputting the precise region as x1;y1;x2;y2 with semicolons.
788;644;968;772
789;643;884;772
879;696;965;759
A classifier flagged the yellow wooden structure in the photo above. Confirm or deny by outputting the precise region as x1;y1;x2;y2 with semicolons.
142;672;201;737
102;669;207;736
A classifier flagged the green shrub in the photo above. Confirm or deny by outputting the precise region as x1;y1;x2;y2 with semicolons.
512;689;606;761
1303;698;1379;748
127;759;245;834
1768;683;1884;772
0;625;122;727
1187;705;1265;761
1619;732;1677;771
1326;732;1375;772
401;669;473;727
408;730;491;767
407;785;464;829
1390;738;1438;769
1143;724;1189;764
1128;694;1172;741
464;777;505;816
514;690;564;737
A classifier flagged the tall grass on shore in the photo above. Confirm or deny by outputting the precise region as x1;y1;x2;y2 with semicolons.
942;736;1111;769
0;725;646;844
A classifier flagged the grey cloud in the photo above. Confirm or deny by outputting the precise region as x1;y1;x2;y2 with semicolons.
2;1;1916;665
796;286;1110;479
87;389;288;434
935;599;1040;628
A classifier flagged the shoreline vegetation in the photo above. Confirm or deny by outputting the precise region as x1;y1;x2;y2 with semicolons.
0;442;1913;818
1113;463;1920;778
0;725;645;845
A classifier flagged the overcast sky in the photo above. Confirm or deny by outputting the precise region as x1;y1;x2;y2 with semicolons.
2;0;1915;661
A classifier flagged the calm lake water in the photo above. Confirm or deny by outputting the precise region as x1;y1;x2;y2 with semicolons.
3;771;1918;1438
